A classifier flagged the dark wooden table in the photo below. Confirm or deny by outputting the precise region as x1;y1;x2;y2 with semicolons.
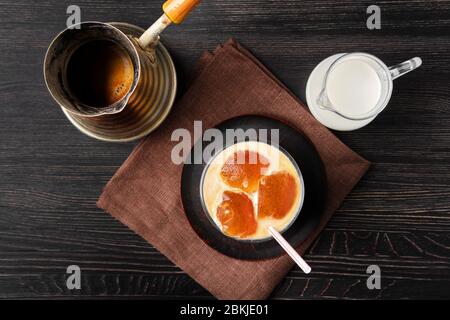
0;0;449;299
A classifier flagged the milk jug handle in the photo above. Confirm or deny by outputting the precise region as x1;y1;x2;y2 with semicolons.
389;57;422;80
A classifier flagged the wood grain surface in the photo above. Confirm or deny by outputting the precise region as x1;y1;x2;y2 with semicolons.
0;0;449;299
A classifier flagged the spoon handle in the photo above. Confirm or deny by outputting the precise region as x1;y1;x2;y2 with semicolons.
268;226;311;274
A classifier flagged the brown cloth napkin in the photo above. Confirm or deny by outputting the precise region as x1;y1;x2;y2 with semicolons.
97;39;370;300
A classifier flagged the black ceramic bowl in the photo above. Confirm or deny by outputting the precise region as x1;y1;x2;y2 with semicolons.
181;115;327;260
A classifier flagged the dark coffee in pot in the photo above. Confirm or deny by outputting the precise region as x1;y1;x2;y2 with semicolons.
66;39;134;109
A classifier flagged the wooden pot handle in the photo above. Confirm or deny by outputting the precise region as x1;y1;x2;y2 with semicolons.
163;0;201;24
139;0;201;48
